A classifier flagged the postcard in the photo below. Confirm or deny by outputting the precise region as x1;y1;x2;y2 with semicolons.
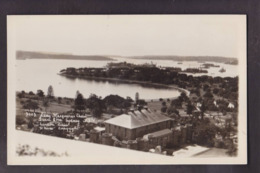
7;15;247;164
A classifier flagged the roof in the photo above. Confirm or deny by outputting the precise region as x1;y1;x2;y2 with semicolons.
94;126;105;132
172;145;210;157
147;129;172;138
105;114;132;129
104;109;172;129
228;103;235;108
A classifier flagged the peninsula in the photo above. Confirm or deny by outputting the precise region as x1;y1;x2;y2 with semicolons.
16;51;114;61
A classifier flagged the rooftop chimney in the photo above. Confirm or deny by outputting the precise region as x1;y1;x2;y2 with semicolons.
137;105;143;112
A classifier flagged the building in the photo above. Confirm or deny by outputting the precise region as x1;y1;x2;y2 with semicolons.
104;109;173;140
143;129;173;148
228;102;235;109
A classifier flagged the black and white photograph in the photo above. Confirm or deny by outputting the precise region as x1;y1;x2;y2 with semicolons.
7;15;247;164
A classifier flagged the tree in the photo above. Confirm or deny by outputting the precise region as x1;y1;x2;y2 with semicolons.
203;84;209;91
122;101;131;108
74;93;85;112
37;90;44;97
135;92;139;102
161;106;167;113
92;107;102;117
136;99;147;106
103;95;131;109
193;120;218;147
47;85;54;98
226;140;237;156
126;96;133;102
53;124;67;138
75;90;80;99
89;93;97;98
58;97;62;104
180;92;188;101
16;116;26;125
200;101;207;119
213;88;219;95
28;117;34;129
203;91;214;98
166;105;179;117
162;101;166;106
43;99;49;112
29;91;35;95
178;95;184;104
17;92;24;98
186;101;194;117
86;95;104;117
23;100;39;112
171;99;182;108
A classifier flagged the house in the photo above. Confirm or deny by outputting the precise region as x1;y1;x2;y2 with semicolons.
213;100;219;107
143;129;173;148
196;102;202;108
228;103;235;109
104;109;173;140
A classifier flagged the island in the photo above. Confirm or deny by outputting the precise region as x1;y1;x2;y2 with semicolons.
201;63;221;69
128;55;238;65
182;68;208;74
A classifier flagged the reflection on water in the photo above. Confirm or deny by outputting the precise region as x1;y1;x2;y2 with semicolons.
75;76;171;89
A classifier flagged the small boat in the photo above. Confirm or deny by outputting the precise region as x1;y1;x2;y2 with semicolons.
177;62;183;64
219;68;226;73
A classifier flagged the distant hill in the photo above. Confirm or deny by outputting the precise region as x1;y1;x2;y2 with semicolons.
128;55;238;64
16;51;114;61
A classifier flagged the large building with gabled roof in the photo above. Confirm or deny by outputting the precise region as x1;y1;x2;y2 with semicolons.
104;109;173;140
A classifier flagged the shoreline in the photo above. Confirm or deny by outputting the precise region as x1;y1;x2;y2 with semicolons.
58;73;190;101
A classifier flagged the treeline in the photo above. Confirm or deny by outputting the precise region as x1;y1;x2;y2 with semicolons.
17;89;134;118
73;93;133;117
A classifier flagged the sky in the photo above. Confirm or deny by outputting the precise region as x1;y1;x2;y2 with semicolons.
9;15;246;58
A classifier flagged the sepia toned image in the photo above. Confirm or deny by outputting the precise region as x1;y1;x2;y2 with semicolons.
7;15;247;165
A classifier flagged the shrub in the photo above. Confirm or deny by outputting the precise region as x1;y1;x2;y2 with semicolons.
29;91;34;95
161;106;167;113
16;116;26;125
17;93;24;98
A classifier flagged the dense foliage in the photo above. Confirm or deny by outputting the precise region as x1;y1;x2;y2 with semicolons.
61;63;238;104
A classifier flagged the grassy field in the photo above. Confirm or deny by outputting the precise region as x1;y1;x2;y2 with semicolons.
16;95;73;117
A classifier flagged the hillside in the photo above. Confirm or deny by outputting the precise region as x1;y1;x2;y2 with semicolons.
16;51;114;61
128;55;238;64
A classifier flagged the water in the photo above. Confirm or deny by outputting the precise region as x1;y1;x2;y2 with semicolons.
16;59;180;100
113;57;238;78
16;58;238;99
